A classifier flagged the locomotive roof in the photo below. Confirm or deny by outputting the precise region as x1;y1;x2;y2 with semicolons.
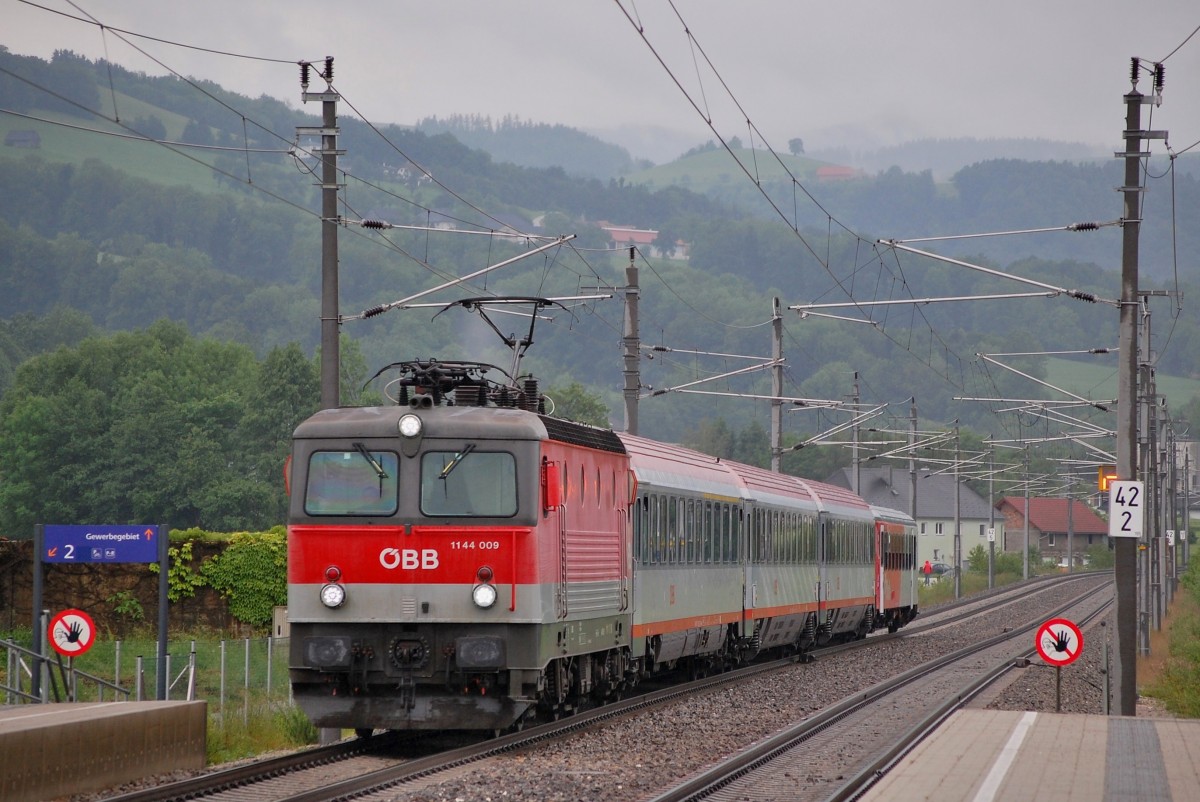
293;404;551;441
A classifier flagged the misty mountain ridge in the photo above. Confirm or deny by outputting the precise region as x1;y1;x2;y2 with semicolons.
414;113;1113;182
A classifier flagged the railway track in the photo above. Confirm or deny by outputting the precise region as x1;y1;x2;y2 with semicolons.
98;572;1110;802
645;576;1113;802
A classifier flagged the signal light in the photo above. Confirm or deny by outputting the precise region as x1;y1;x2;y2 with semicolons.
1098;466;1117;491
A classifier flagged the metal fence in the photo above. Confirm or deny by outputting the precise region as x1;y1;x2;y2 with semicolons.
1;634;293;717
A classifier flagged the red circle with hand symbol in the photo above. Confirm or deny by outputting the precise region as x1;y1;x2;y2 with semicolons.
49;609;96;656
1035;617;1083;666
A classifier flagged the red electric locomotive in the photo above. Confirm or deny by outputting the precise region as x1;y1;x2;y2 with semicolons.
286;358;918;734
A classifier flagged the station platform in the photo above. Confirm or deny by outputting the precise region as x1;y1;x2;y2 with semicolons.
0;701;207;802
863;708;1200;802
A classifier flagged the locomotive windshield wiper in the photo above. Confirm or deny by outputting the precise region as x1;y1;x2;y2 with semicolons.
352;442;388;479
439;443;476;479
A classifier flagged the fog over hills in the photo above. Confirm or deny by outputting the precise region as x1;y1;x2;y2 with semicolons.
584;122;1112;180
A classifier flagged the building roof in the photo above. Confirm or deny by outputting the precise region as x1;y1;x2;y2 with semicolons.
996;496;1107;535
825;465;995;520
602;226;658;245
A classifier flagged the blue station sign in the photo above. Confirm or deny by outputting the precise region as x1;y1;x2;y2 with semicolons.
42;524;162;564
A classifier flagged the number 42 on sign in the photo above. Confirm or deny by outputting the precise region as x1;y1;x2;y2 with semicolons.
1108;480;1144;539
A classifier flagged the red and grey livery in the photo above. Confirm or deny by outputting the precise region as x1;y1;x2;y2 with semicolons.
286;360;918;735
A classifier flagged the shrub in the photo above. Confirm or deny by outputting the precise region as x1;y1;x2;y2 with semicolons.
200;528;287;628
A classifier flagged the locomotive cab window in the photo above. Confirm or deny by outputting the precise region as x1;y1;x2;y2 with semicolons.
420;449;518;517
305;448;400;516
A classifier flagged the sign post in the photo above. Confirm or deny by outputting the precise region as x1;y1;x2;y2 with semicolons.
47;608;96;702
1036;617;1084;712
32;524;169;699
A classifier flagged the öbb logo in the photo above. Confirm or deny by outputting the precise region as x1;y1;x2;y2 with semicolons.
379;548;440;570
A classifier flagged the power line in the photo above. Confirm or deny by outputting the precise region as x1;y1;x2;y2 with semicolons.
18;0;299;65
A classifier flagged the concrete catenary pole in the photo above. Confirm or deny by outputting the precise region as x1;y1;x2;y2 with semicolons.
1113;58;1156;716
300;58;342;410
771;297;783;472
622;249;640;435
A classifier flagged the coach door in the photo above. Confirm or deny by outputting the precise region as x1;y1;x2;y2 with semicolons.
816;513;829;622
742;503;757;636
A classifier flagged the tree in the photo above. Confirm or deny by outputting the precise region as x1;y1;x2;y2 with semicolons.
788;138;805;155
967;544;989;572
0;322;304;535
133;115;167;141
180;118;213;147
545;381;611;428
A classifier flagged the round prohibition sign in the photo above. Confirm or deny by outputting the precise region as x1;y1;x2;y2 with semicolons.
1035;617;1083;667
48;608;96;657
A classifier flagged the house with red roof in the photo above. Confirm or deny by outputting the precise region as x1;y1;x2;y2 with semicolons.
995;496;1109;567
601;225;689;260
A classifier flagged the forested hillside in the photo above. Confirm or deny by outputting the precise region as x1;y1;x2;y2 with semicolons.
2;50;1197;535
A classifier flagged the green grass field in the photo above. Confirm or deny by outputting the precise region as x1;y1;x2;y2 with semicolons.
1044;356;1200;408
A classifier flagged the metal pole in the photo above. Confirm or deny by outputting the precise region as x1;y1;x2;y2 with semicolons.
244;637;251;726
1056;665;1062;713
623;251;640;435
1024;447;1031;580
39;610;48;703
156;523;168;700
31;524;44;699
988;447;995;589
1185;449;1191;572
954;424;961;599
1067;493;1075;574
909;398;918;523
1139;300;1155;650
1113;68;1146;716
852;373;861;496
770;297;782;472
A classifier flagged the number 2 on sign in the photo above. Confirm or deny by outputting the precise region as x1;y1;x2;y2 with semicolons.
1116;484;1139;533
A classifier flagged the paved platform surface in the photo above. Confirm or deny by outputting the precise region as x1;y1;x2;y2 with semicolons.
861;709;1200;802
0;701;206;802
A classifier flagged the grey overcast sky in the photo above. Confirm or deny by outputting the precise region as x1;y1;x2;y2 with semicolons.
7;0;1200;162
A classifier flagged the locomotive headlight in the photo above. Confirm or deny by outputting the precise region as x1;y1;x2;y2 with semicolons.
398;413;422;438
320;582;346;608
472;583;497;609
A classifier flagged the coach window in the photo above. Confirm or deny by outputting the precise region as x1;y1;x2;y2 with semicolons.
684;498;696;563
305;449;400;516
657;496;667;564
634;495;647;563
420;450;517;517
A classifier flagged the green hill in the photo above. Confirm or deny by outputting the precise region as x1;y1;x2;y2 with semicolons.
1045;356;1200;410
625;146;831;193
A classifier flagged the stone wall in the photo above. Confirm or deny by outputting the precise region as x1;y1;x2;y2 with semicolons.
0;538;239;636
